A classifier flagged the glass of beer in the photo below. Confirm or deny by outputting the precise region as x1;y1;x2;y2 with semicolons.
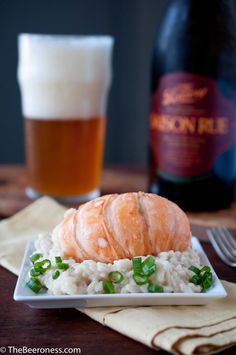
17;34;113;202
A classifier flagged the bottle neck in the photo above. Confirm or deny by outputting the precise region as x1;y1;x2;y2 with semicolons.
153;0;236;81
172;0;236;19
174;0;235;8
167;0;236;38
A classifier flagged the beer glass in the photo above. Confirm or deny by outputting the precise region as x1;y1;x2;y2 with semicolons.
17;34;113;202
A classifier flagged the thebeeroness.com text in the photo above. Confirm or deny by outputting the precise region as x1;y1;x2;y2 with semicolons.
0;346;81;354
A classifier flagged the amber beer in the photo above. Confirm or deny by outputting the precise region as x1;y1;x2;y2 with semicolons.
25;117;105;196
18;34;113;201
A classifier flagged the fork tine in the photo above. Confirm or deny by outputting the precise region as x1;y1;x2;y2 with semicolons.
221;227;236;250
207;229;231;265
207;228;236;267
216;227;236;257
211;228;236;262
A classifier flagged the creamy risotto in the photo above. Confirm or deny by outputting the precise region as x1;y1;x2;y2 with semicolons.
30;233;207;295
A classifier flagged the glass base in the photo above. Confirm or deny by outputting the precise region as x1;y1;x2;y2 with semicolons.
25;187;100;204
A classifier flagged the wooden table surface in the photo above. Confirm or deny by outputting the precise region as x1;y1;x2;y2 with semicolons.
0;165;236;355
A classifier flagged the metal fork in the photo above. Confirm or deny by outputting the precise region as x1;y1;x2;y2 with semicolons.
207;227;236;267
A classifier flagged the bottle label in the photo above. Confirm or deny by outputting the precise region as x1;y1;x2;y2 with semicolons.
150;72;236;181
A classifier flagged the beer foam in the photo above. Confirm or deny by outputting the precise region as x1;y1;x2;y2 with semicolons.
17;34;114;119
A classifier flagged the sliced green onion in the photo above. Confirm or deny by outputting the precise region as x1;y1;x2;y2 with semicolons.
141;256;156;276
189;265;213;291
108;271;124;284
34;259;51;274
54;256;69;271
103;281;116;294
148;283;164;293
132;257;143;275
57;262;69;270
52;270;60;280
29;268;41;277
30;253;43;264
133;274;148;285
200;266;211;274
55;256;62;264
201;272;213;290
132;256;157;278
190;274;202;285
189;265;200;274
27;278;42;293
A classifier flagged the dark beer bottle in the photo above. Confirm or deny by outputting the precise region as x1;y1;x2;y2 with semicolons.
149;0;236;211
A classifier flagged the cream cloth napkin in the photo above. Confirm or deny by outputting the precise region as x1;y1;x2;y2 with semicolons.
0;197;236;355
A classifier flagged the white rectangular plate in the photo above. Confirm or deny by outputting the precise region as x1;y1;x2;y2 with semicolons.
14;237;227;308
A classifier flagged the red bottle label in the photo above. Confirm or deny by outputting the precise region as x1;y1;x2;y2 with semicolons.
150;72;236;180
